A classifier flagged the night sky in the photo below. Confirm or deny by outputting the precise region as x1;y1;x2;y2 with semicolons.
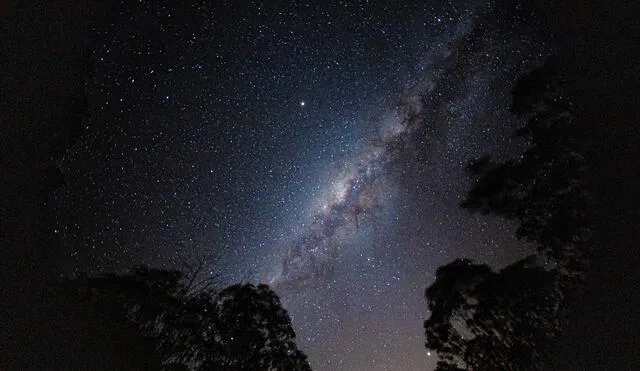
52;1;550;369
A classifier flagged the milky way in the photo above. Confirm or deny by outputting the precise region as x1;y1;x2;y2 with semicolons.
269;71;429;289
55;1;550;369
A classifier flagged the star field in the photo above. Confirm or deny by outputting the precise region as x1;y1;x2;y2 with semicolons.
54;1;551;369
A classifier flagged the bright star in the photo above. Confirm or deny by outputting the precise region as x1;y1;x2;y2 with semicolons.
300;101;305;107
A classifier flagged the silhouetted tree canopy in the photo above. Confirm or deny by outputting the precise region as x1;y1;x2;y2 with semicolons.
67;266;311;371
425;58;589;370
461;57;588;268
425;257;563;370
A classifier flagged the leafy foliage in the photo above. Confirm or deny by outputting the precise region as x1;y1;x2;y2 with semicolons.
425;258;563;370
425;58;588;370
71;266;311;371
461;57;588;265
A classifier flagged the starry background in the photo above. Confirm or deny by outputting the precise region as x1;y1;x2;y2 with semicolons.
53;1;551;369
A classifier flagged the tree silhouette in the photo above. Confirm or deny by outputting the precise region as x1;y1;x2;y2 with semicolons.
425;58;588;370
425;257;563;370
69;266;311;370
206;284;310;370
461;57;588;268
